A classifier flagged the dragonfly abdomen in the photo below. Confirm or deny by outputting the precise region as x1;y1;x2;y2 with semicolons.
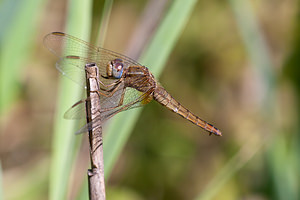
153;86;222;136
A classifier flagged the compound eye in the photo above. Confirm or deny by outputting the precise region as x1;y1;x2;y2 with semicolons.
112;62;124;79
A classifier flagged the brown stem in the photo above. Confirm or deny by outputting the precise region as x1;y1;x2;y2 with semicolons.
85;63;106;200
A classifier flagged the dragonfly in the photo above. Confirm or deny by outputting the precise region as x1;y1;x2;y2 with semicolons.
44;32;222;136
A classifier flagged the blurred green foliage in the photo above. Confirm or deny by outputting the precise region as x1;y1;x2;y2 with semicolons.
0;0;299;200
0;0;46;114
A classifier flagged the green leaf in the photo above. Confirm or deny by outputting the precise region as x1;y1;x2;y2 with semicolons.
0;0;45;114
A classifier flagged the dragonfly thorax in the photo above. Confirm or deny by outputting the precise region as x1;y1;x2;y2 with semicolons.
107;58;124;79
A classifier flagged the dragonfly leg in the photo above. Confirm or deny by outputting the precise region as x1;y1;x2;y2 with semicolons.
97;77;123;89
94;80;123;98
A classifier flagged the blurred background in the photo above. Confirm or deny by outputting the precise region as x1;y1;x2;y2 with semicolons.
0;0;299;199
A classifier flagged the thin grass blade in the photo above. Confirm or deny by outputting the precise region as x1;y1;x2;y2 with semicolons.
95;0;114;46
49;0;92;199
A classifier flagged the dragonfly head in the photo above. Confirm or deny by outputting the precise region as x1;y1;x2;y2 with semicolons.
107;58;124;79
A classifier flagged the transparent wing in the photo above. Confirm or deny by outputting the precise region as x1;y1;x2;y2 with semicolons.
44;32;141;65
63;79;146;119
72;88;154;134
44;32;142;87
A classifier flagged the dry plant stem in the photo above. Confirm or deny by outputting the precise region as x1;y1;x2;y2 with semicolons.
85;63;106;200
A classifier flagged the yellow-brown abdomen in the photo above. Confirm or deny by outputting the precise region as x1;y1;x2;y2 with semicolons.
153;86;222;136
